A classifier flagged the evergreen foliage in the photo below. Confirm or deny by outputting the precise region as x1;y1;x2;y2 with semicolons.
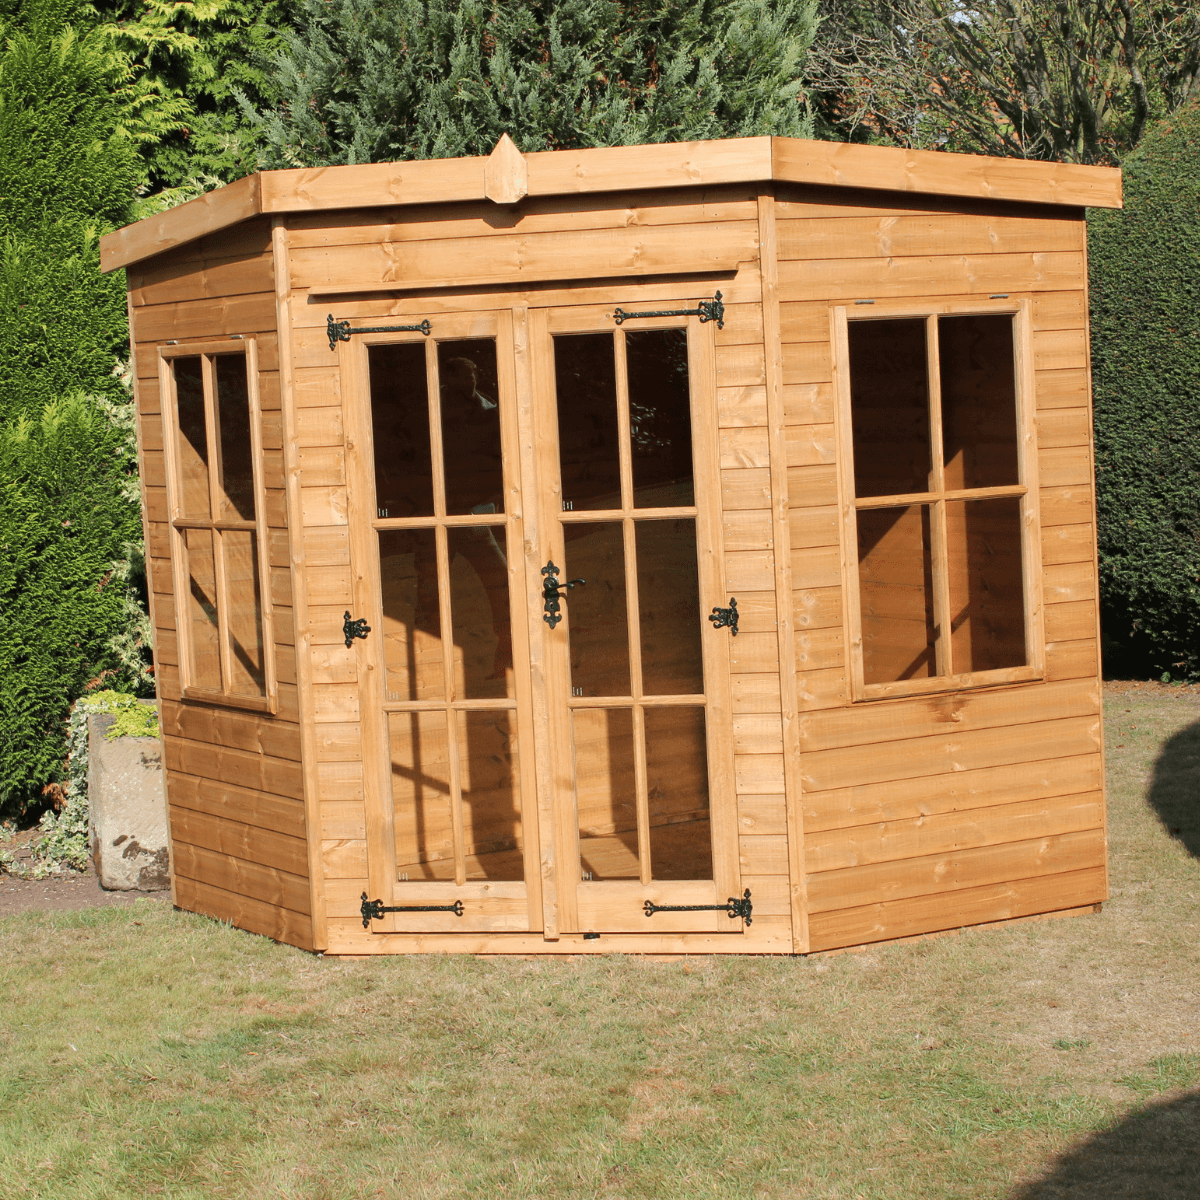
1089;97;1200;680
245;0;818;168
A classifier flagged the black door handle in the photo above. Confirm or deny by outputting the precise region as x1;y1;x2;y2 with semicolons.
541;561;585;628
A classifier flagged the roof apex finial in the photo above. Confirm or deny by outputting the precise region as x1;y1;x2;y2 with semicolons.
485;133;528;205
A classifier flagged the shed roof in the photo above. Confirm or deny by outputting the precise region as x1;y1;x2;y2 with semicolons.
100;135;1122;273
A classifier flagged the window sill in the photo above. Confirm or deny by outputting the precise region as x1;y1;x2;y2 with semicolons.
854;665;1042;703
181;686;277;714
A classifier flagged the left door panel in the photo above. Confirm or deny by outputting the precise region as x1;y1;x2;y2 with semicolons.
342;309;541;934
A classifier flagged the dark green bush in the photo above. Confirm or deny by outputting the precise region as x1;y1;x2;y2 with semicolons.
1089;99;1200;681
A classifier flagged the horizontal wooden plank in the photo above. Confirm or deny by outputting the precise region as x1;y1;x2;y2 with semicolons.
159;701;300;760
1032;292;1087;331
1037;407;1091;451
321;800;367;841
807;827;1105;914
131;252;274;308
737;795;788;837
791;544;840;590
725;549;775;592
316;759;364;801
784;423;835;468
807;865;1106;952
313;721;362;763
1034;327;1088;372
171;841;308;916
796;665;847;711
164;736;304;800
722;509;774;553
715;343;767;389
735;754;785;795
322;838;368;879
721;467;772;511
782;341;832;385
795;626;844;672
1040;484;1094;527
301;486;349;528
806;791;1103;874
797;677;1099;754
804;750;1103;833
726;591;777;635
717;384;768;428
1039;445;1092;488
789;506;839;550
731;672;782;714
788;464;838;509
728;631;779;675
1045;599;1096;643
793;586;843;631
170;806;309;879
783;382;835;426
173;874;314;950
1045;637;1099;682
732;713;784;755
132;292;277;343
1044;560;1097;605
166;770;307;839
719;426;771;470
1035;368;1090;410
739;834;789;876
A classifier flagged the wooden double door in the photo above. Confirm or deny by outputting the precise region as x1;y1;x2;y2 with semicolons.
342;297;742;939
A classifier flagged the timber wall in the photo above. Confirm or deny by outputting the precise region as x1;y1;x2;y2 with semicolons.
129;219;313;949
775;184;1107;952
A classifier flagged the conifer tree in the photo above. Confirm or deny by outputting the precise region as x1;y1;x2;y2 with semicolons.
246;0;818;168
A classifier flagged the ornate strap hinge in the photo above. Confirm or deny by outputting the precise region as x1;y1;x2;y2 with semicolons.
643;888;752;925
708;597;738;636
343;611;371;648
611;291;724;329
361;892;465;928
327;313;432;350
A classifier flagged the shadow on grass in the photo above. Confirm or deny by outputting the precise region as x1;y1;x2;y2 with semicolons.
1012;1089;1200;1199
1148;719;1200;859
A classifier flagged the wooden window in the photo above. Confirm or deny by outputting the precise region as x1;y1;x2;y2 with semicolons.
833;303;1043;701
159;340;276;711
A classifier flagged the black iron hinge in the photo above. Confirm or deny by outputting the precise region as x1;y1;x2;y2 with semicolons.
343;611;371;648
611;292;724;329
708;597;739;636
327;313;432;351
360;892;465;928
643;888;752;925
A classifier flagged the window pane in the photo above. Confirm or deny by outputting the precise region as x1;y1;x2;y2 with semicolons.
635;518;703;696
627;329;694;508
173;357;209;518
848;319;931;497
946;498;1026;673
439;340;504;516
390;710;454;880
448;525;512;700
564;521;630;697
458;711;523;881
857;505;937;684
214;354;255;520
554;333;621;511
369;343;433;518
223;530;266;696
574;708;639;880
646;707;712;881
184;527;221;689
379;529;444;702
939;315;1019;489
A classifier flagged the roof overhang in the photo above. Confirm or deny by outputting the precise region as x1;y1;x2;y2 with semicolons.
100;135;1123;273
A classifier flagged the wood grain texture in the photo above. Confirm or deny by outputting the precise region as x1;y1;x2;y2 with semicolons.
174;874;314;949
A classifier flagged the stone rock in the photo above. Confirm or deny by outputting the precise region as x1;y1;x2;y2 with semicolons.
87;709;170;891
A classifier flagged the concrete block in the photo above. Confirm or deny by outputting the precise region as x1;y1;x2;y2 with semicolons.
88;710;170;891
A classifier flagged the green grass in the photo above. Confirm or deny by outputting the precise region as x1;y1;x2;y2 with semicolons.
2;687;1198;1198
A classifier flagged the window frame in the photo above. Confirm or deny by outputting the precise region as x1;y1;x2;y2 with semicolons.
831;299;1045;703
158;338;278;713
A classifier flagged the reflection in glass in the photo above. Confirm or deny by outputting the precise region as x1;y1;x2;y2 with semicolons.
378;528;444;702
458;710;523;881
448;525;512;700
574;708;639;880
215;355;255;520
645;707;712;880
939;315;1019;490
223;531;265;696
439;340;504;516
946;498;1026;673
390;710;454;880
563;522;630;697
857;504;937;684
635;519;703;695
185;527;220;688
627;329;694;507
174;357;209;518
369;342;433;518
849;319;931;497
554;333;621;510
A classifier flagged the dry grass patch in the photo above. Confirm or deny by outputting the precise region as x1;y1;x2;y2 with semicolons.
1;686;1197;1199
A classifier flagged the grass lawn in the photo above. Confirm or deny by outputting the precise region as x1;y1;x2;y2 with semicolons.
2;685;1198;1199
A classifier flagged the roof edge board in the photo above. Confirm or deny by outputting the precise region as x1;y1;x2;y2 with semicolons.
100;136;1122;273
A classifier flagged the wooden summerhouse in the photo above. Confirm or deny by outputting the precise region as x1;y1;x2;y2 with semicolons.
100;135;1122;956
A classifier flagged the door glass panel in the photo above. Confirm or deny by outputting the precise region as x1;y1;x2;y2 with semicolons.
627;329;694;508
848;319;931;498
573;708;639;880
448;525;512;700
222;531;265;696
645;707;712;881
554;333;621;511
390;710;454;881
857;504;937;684
439;340;504;516
635;518;703;696
184;527;220;688
564;522;630;697
214;354;255;520
458;711;523;881
173;357;209;518
946;498;1026;672
369;343;433;518
939;315;1020;490
378;529;444;702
